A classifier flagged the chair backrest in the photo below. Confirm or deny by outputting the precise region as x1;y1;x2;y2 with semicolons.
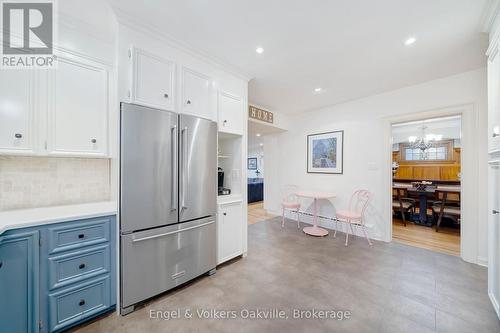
393;188;408;199
281;184;298;203
348;190;373;223
435;190;460;205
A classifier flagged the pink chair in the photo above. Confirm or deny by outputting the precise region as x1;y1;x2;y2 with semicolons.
335;190;373;246
281;185;301;229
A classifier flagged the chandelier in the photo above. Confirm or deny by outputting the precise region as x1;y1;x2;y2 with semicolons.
408;125;442;154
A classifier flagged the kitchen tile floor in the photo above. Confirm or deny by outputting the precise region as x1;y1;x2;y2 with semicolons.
70;217;500;333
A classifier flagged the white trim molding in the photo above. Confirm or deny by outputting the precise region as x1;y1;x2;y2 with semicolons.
383;103;482;265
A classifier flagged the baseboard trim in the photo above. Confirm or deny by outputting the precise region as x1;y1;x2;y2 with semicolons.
477;256;488;267
489;292;500;320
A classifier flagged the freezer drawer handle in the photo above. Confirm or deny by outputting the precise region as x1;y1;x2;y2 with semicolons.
171;270;186;280
131;220;215;243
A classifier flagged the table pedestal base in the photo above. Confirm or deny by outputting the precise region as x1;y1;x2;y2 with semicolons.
303;226;329;237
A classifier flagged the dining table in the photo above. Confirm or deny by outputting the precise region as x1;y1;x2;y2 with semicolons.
393;183;461;226
295;190;336;237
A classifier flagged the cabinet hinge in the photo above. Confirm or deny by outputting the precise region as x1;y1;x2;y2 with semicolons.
38;320;43;330
44;141;47;150
128;49;131;58
38;237;41;247
127;90;131;98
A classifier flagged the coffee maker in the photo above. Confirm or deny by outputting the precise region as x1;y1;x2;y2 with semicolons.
218;167;231;195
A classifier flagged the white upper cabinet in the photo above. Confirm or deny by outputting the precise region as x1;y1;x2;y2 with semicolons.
218;91;243;135
47;54;109;157
0;69;36;155
130;47;175;111
182;67;213;120
489;49;500;154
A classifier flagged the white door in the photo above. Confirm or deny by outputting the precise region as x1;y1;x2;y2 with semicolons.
489;161;500;318
218;91;243;135
131;47;175;111
489;52;500;153
182;67;212;120
0;69;35;154
47;55;109;157
217;201;243;264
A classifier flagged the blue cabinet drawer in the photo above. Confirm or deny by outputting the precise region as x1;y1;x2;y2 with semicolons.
48;275;111;332
48;217;111;254
48;245;110;290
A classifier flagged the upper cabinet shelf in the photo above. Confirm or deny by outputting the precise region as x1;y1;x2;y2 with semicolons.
0;51;111;158
0;69;36;155
47;54;109;157
129;47;175;111
181;67;214;120
218;91;243;136
127;46;217;121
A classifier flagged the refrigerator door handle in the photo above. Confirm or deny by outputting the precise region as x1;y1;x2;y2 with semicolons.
171;125;178;212
181;127;188;211
131;220;215;242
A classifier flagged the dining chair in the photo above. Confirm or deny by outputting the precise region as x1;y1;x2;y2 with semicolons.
392;188;416;226
431;190;461;232
281;184;301;229
335;190;373;246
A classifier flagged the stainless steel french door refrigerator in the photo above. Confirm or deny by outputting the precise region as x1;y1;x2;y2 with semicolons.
119;103;217;314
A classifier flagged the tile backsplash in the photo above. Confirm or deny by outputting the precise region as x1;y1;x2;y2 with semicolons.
0;156;111;211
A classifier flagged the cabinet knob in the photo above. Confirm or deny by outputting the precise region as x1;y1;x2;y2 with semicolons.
14;133;22;139
223;120;227;125
91;139;97;144
223;212;227;216
78;234;85;239
493;133;500;138
493;210;500;215
79;263;86;270
186;100;191;105
79;299;85;306
164;93;169;98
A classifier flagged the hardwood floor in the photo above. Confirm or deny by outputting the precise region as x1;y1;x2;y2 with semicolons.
248;201;276;225
392;218;460;256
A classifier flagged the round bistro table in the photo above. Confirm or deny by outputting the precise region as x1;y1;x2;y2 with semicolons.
295;190;336;237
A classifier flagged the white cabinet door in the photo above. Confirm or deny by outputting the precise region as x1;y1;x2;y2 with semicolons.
489;51;500;153
47;55;108;157
131;47;175;111
489;161;500;318
218;91;243;135
182;67;213;120
217;201;243;264
0;69;35;154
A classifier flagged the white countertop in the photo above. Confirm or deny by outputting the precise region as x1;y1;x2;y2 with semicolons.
0;201;117;235
217;194;243;205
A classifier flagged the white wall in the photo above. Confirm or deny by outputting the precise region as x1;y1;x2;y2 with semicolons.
264;68;488;264
248;146;264;178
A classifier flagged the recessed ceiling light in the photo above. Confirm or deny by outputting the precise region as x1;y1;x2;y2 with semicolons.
404;37;416;46
256;133;261;137
256;47;264;54
314;87;323;93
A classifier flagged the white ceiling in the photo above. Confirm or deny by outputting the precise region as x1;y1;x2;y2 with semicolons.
392;116;462;144
248;120;284;150
108;0;490;114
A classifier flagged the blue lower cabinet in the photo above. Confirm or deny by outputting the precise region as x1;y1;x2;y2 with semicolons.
0;231;40;333
48;275;111;332
0;215;116;333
